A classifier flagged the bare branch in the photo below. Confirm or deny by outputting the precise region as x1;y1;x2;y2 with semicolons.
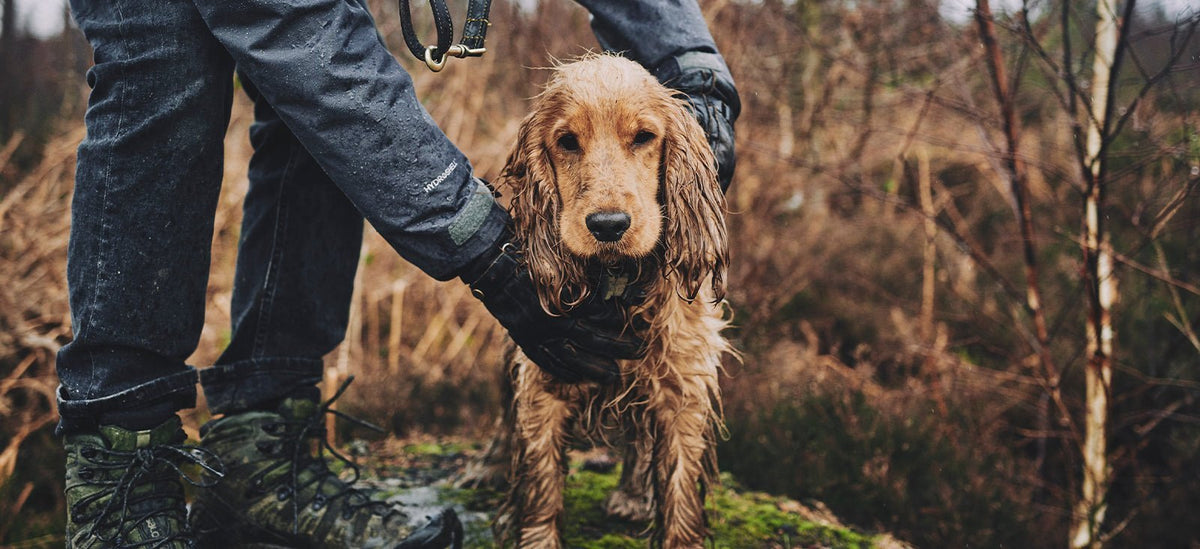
976;0;1069;439
1105;14;1200;146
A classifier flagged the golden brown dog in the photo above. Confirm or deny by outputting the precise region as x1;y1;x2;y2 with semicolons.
466;54;731;548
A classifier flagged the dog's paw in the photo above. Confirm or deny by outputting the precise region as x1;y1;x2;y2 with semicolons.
603;489;654;522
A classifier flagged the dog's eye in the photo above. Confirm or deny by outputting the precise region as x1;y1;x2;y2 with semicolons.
633;131;656;146
557;133;581;152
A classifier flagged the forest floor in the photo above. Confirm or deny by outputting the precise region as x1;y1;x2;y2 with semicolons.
355;436;910;549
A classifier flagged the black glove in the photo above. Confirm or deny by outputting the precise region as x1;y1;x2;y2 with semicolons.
686;92;738;192
459;236;645;383
664;54;741;192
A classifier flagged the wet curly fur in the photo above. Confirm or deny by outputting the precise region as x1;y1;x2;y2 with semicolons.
459;54;731;548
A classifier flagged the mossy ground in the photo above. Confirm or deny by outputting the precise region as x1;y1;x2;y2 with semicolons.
358;437;899;549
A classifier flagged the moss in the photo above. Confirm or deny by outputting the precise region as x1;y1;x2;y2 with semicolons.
561;465;650;546
402;441;453;456
558;461;879;548
707;474;874;548
581;533;646;549
360;440;891;549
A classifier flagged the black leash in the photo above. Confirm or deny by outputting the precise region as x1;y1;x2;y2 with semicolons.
398;0;492;72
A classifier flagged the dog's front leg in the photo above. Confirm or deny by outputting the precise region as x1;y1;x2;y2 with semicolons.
605;410;655;522
498;360;575;549
651;370;720;548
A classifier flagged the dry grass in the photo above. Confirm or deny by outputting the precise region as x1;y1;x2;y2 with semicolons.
0;127;77;491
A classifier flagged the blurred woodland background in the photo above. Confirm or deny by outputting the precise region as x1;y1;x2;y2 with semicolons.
2;0;1198;547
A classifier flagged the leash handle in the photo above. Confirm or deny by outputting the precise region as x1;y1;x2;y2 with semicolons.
398;0;491;72
460;0;492;52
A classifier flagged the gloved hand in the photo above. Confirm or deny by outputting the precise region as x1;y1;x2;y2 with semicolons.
685;92;738;192
666;54;741;192
458;234;645;383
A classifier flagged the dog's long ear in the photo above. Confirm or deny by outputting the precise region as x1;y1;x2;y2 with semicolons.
660;95;728;303
500;108;585;313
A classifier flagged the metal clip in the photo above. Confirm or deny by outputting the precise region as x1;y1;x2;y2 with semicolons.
424;44;487;72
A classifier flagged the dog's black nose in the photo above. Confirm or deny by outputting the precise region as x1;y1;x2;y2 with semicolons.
586;211;631;242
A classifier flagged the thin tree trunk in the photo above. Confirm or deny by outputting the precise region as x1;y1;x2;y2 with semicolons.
388;281;407;374
974;0;1065;425
917;148;936;345
1070;0;1122;546
327;238;367;445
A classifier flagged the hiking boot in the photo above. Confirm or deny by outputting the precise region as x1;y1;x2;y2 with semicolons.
64;416;223;548
190;392;463;548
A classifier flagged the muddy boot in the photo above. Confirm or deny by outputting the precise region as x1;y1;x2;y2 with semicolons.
190;394;462;548
64;416;223;548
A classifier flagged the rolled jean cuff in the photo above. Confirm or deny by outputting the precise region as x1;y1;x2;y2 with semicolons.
56;367;198;435
200;357;324;415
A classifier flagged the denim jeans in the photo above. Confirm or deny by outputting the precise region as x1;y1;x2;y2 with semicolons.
56;0;733;433
57;0;508;433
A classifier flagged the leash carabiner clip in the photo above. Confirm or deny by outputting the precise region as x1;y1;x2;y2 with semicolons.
399;0;493;73
424;44;487;72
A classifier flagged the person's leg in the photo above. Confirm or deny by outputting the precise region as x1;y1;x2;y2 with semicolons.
57;0;233;545
57;0;233;442
191;70;463;548
198;74;363;415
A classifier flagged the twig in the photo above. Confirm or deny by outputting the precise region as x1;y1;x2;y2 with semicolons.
0;130;25;169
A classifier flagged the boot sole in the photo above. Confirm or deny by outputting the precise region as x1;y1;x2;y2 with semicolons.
191;496;463;549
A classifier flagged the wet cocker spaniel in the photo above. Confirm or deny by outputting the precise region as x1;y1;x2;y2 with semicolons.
468;54;731;548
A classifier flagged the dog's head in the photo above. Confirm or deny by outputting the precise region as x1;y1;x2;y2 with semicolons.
501;54;728;313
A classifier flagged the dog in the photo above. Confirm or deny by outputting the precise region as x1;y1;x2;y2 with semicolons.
465;54;731;548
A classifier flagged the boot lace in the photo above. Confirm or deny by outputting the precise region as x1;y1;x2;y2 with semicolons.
72;440;224;548
249;376;398;534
